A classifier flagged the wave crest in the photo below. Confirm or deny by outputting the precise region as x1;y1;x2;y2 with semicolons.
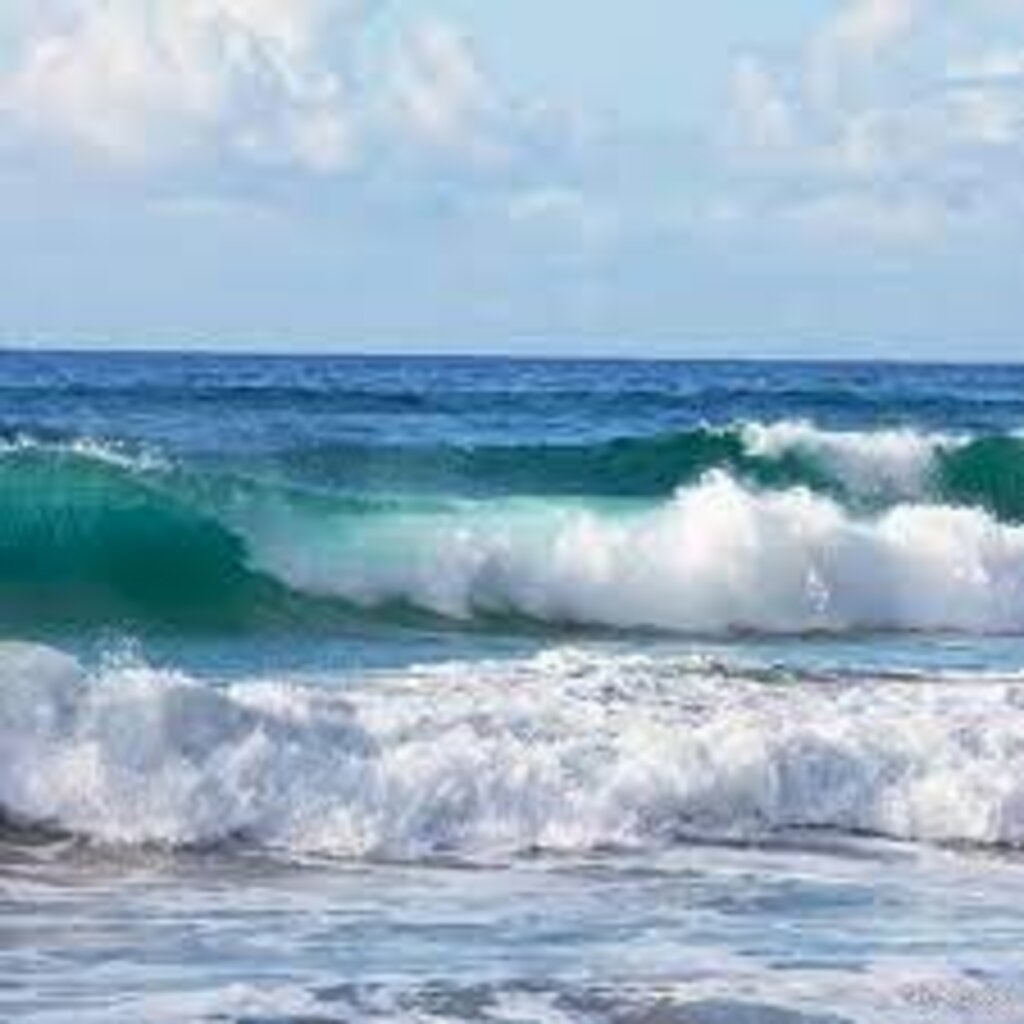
255;471;1024;635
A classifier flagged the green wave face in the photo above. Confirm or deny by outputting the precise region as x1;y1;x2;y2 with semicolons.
4;426;1024;635
937;437;1024;523
0;451;278;631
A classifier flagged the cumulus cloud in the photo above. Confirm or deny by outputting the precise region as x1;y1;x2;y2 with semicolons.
388;20;502;160
725;0;1024;239
0;0;538;180
0;0;360;172
819;0;921;58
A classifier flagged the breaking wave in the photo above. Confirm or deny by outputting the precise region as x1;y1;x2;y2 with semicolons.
254;470;1024;634
4;427;1024;634
5;643;1024;857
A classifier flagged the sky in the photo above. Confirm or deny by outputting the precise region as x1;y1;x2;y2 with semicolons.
1;0;1023;359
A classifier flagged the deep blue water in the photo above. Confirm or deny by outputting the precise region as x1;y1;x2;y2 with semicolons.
5;353;1024;1023
6;352;1024;450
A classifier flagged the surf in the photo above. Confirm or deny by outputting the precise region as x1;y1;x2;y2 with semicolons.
5;643;1024;857
5;428;1024;636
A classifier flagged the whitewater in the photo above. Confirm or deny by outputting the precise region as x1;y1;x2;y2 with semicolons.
7;354;1024;1023
7;642;1024;855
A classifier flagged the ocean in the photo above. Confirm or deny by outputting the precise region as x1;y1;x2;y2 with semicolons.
4;352;1024;1023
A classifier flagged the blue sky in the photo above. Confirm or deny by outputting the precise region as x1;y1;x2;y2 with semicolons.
1;0;1023;358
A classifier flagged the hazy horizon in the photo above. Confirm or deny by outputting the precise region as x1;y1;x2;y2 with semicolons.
3;340;1024;365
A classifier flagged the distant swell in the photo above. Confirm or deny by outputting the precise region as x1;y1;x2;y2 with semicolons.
5;644;1024;857
4;428;1024;635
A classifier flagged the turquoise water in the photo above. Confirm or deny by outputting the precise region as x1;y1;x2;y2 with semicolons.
5;353;1024;1022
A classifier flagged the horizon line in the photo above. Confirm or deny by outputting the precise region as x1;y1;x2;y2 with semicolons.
1;341;1023;369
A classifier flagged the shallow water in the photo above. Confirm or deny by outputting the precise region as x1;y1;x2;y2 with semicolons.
7;832;1024;1023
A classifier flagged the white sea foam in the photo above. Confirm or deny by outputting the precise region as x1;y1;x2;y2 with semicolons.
248;471;1024;634
0;433;167;472
739;420;962;498
5;643;1024;857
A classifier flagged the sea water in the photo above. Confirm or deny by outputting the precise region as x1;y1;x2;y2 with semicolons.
4;353;1024;1022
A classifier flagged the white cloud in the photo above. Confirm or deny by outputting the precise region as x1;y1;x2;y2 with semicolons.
809;0;922;102
388;20;502;161
724;0;1024;240
0;0;360;172
729;56;795;154
731;0;935;175
0;1;540;180
820;0;921;57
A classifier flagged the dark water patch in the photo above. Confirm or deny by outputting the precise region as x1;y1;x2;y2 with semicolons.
937;436;1024;522
269;429;830;499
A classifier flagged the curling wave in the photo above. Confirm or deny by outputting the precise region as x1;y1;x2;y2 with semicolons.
5;644;1024;856
5;432;1024;635
0;441;298;630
